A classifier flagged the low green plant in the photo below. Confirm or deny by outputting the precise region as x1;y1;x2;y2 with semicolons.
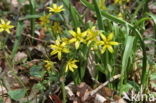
0;0;155;103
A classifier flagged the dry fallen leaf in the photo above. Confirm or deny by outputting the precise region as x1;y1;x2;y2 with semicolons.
148;3;156;13
14;52;27;63
94;93;107;103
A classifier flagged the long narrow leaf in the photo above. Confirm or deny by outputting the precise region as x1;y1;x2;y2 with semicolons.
92;0;104;30
11;21;24;58
119;36;135;92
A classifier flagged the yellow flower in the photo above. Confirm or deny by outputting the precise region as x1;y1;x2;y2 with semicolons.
44;60;55;70
47;4;64;13
65;59;78;72
61;37;70;44
117;13;124;20
114;0;122;4
99;33;119;53
86;26;100;45
52;22;63;34
114;0;130;4
0;19;14;33
39;14;50;27
50;39;70;60
97;0;107;10
69;27;87;49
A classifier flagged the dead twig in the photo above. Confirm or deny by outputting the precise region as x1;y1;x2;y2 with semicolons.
22;34;54;43
90;74;121;96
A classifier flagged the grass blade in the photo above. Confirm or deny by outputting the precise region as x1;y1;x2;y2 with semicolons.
119;36;135;92
11;21;24;58
92;0;104;30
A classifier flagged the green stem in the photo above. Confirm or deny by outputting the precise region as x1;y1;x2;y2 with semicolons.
29;0;36;36
154;24;156;58
61;80;66;103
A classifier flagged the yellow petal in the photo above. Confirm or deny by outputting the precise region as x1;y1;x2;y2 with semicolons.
82;31;87;37
55;40;60;45
69;38;76;43
72;64;78;69
63;48;70;53
109;41;119;45
73;60;78;63
65;65;69;72
50;45;58;49
107;33;114;41
50;8;54;12
59;5;63;9
96;41;103;46
53;4;57;8
6;29;11;33
61;42;66;47
75;41;80;49
58;52;62;60
100;34;106;41
50;50;58;55
7;21;11;25
101;46;106;54
0;28;4;32
47;7;51;9
44;60;49;63
77;27;81;34
69;66;74;72
69;30;76;37
1;19;5;24
9;25;14;28
106;45;114;53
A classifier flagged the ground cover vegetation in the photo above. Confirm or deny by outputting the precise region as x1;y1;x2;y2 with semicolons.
0;0;156;103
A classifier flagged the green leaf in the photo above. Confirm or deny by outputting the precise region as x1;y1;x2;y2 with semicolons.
95;64;105;74
92;0;104;30
151;82;156;88
119;36;135;91
62;0;70;8
150;73;156;80
8;89;27;101
48;71;59;81
80;0;95;10
0;98;3;103
135;17;151;26
19;14;41;21
120;83;133;93
29;65;45;78
69;5;80;28
18;0;25;3
33;83;46;91
11;21;24;58
29;0;36;9
147;13;156;23
128;81;140;91
122;36;135;72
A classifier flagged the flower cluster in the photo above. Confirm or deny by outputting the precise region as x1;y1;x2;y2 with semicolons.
0;19;14;34
39;4;64;34
48;27;119;72
43;4;119;73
